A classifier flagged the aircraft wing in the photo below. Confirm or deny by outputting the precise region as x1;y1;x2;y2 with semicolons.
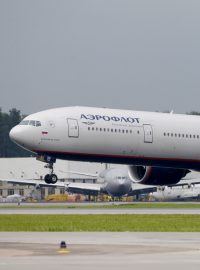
65;182;101;196
0;178;156;197
0;178;101;196
167;171;200;187
168;181;200;188
0;178;66;188
129;184;157;196
59;170;98;178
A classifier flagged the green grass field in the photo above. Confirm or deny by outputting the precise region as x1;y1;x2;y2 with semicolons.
0;214;200;231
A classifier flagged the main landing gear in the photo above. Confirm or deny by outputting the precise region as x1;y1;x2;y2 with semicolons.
44;162;58;184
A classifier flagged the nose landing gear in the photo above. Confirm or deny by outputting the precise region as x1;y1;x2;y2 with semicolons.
36;155;58;184
44;163;58;184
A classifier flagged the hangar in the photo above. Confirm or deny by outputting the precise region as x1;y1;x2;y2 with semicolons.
0;158;104;200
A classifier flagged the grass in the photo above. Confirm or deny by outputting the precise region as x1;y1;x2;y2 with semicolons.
1;202;200;209
0;214;200;231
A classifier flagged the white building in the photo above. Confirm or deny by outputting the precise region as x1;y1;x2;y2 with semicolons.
0;158;105;200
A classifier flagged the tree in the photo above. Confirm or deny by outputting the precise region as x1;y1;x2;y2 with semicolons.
187;111;200;116
0;108;31;157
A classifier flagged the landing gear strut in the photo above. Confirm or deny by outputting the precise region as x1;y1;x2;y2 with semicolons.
36;155;58;184
44;163;58;184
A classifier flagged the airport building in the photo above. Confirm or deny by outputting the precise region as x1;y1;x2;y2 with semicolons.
0;158;105;200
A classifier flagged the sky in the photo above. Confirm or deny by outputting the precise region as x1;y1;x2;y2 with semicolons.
0;0;200;115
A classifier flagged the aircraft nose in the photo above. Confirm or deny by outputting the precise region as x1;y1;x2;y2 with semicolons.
106;178;132;197
9;124;37;151
9;126;16;142
117;179;130;189
9;126;23;145
118;179;126;186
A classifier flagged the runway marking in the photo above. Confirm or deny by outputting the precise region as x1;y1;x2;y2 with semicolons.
57;249;70;254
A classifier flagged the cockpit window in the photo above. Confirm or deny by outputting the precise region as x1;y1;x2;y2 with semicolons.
116;176;126;180
19;120;29;125
29;120;36;126
36;121;41;127
19;120;41;127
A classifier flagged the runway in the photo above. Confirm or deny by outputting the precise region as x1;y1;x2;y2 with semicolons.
0;232;200;270
1;207;200;214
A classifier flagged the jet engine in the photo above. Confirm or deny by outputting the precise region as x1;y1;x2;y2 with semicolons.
128;166;189;186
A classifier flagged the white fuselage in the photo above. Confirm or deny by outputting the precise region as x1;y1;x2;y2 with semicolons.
98;168;132;196
152;185;200;201
9;106;200;170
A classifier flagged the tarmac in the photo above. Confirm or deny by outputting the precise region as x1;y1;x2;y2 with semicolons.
1;203;200;269
1;207;200;214
0;232;200;270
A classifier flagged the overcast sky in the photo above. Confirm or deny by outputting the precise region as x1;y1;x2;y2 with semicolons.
0;0;200;115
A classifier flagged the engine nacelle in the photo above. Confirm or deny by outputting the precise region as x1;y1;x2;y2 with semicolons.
128;166;189;186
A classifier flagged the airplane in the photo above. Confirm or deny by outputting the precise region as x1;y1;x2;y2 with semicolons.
0;194;26;203
9;106;200;186
59;167;157;197
151;182;200;201
0;167;156;198
148;170;200;201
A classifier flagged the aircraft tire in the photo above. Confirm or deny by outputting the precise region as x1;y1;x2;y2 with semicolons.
44;174;51;184
50;174;58;184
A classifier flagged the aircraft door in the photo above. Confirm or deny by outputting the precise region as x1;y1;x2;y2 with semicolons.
143;124;153;143
67;118;79;138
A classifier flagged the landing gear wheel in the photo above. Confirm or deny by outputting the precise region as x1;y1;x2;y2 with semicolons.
44;174;51;184
44;174;58;184
43;158;58;184
50;174;58;184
